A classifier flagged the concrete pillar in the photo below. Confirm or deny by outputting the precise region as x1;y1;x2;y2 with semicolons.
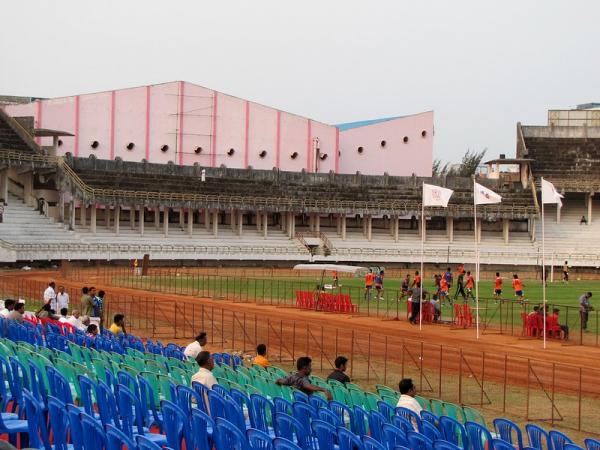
263;212;268;239
163;207;169;236
230;210;236;231
205;209;211;230
588;193;593;224
0;171;8;205
314;214;320;233
212;210;218;236
105;207;111;228
187;209;193;236
286;212;292;238
90;205;97;234
447;217;454;243
114;205;120;235
394;216;399;242
367;215;372;241
529;217;536;242
179;209;185;229
154;208;160;229
341;214;347;241
256;211;262;232
237;211;243;236
281;212;286;232
502;218;510;244
476;218;482;243
139;207;145;236
130;206;136;229
336;215;341;235
362;216;367;237
69;201;76;231
291;213;295;237
556;204;561;224
58;192;64;223
80;204;86;227
420;216;427;241
23;172;33;207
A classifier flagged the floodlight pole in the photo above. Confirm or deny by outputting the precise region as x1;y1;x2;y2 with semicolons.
474;181;480;339
420;185;425;332
541;177;547;349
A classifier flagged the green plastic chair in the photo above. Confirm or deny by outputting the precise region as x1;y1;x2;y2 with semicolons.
430;398;446;417
380;393;399;407
365;392;381;412
442;401;466;423
415;395;431;412
463;405;486;426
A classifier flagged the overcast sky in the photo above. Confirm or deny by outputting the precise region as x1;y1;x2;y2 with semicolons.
2;0;599;163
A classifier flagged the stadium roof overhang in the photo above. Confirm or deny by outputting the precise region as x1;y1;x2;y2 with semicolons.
293;264;368;274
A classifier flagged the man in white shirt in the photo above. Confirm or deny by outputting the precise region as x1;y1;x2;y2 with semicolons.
43;282;57;310
66;310;87;331
396;378;423;417
0;299;16;318
191;351;217;389
56;286;69;311
184;332;207;360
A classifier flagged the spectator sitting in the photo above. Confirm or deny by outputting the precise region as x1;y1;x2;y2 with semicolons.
581;215;588;225
253;344;270;368
58;308;69;323
86;324;99;338
0;299;16;318
66;310;86;331
7;303;25;324
396;378;423;417
327;356;351;384
276;357;333;400
36;303;60;320
109;314;127;336
184;332;208;360
191;351;217;389
551;308;569;340
429;294;441;322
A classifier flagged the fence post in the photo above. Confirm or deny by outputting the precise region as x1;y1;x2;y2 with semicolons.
350;330;354;379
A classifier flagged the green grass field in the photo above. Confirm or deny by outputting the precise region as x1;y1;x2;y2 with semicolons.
114;271;600;336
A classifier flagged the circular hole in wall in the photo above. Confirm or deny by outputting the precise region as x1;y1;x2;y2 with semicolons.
161;145;169;152
320;154;328;160
421;130;427;137
57;139;63;147
290;152;298;159
90;141;99;149
380;140;386;148
403;136;409;143
126;142;135;150
195;147;203;154
357;146;364;154
259;150;267;158
227;148;235;156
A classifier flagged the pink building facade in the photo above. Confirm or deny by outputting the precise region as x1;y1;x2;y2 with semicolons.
3;81;433;176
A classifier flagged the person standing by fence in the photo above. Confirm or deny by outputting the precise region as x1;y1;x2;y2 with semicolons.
580;292;593;332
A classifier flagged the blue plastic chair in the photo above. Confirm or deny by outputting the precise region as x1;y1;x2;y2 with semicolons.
0;385;29;448
465;421;493;450
293;391;309;404
96;380;121;428
249;394;274;434
395;406;423;433
177;384;206;417
215;417;250;450
118;370;141;399
392;414;414;436
585;438;600;450
22;389;51;450
550;430;574;450
191;408;215;450
329;400;354;430
230;388;251;411
353;405;369;436
407;431;434;450
224;395;247;432
80;411;108;450
106;423;137;450
309;395;328;411
47;396;70;450
564;445;584;450
247;428;274;450
78;375;98;417
28;362;49;407
66;404;85;450
273;437;303;450
526;423;551;450
338;426;363;450
433;440;462;450
421;410;440;427
0;355;17;413
363;435;387;450
377;401;395;421
439;416;468;449
208;389;229;419
118;384;168;446
493;418;524;449
382;423;409;449
312;419;337;450
137;435;167;450
422;420;442;442
212;383;230;399
47;366;74;405
161;399;193;450
368;411;387;443
318;407;343;427
492;438;519;450
273;412;311;449
139;375;163;430
292;401;317;437
274;397;293;416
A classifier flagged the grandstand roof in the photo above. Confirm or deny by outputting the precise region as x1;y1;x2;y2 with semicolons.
335;116;406;131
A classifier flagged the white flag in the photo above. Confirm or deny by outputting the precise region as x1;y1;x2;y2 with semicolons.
423;183;454;207
541;178;563;206
474;182;502;205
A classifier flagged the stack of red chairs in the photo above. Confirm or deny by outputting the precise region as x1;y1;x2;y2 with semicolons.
546;314;563;339
453;304;464;327
295;291;358;313
421;303;435;323
295;291;315;309
462;304;473;327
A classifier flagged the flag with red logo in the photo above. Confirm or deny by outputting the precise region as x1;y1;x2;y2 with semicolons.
474;182;502;205
423;183;454;207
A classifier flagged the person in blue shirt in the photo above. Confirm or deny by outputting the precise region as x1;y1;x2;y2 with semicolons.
375;270;385;300
444;268;453;292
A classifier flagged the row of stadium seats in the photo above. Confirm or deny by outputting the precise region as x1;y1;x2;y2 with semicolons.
0;308;597;449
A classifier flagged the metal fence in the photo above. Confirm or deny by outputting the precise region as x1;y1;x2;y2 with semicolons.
63;266;600;347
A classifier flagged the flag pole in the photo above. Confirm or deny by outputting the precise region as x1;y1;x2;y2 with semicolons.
474;181;480;339
541;177;547;349
420;183;425;331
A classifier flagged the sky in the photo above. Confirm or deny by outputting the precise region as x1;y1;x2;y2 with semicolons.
1;0;599;164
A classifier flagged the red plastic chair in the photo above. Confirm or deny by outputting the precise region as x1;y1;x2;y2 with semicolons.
546;315;562;339
463;304;473;327
520;312;530;336
453;304;464;326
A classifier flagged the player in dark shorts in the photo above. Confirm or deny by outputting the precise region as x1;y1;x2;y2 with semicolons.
494;272;503;301
400;274;410;300
375;270;385;300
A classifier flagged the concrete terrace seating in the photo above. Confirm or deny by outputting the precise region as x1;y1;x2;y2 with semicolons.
525;136;600;178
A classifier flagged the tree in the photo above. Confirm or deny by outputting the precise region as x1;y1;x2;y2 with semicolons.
432;148;487;177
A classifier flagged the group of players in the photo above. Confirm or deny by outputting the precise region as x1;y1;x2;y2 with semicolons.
362;265;527;304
